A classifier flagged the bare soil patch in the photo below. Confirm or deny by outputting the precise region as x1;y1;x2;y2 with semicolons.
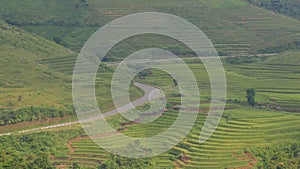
232;152;258;169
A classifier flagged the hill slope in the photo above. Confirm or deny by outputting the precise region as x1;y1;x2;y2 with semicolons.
0;1;300;169
1;0;300;56
0;19;74;109
0;19;143;125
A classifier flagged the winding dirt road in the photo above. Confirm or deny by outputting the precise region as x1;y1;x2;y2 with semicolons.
0;82;160;137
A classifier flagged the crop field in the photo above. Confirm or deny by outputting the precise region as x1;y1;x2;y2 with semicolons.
46;57;300;168
58;108;300;168
3;52;299;168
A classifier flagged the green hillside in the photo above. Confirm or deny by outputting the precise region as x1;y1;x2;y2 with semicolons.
0;19;74;109
0;19;143;125
264;51;300;65
0;0;300;168
1;0;300;55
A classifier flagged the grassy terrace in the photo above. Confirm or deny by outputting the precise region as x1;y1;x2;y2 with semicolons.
50;57;300;168
60;108;300;168
0;19;74;110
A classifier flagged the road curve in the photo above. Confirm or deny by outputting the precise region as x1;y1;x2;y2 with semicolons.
0;82;160;137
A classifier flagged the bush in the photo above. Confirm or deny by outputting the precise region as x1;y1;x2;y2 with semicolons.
53;36;63;44
225;56;268;65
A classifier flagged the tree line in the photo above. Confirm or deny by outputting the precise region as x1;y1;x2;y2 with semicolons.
246;0;300;20
0;106;75;126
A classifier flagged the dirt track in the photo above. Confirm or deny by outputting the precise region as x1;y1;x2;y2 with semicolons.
0;82;160;137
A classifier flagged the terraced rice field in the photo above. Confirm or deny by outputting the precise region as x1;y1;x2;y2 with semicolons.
56;108;300;168
54;137;107;168
39;55;77;75
46;59;299;168
224;63;300;112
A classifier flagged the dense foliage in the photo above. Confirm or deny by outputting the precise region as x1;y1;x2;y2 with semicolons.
0;106;74;126
252;142;300;169
225;55;269;64
98;155;154;169
0;129;82;169
246;0;300;20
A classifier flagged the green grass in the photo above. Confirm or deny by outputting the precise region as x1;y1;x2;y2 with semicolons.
1;0;300;55
0;19;143;125
0;19;74;109
264;51;300;65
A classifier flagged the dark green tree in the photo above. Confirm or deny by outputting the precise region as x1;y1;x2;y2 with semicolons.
53;36;63;44
246;88;256;107
29;153;54;169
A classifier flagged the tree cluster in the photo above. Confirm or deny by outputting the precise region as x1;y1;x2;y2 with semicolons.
252;142;300;168
246;0;300;20
0;106;74;126
0;129;82;168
